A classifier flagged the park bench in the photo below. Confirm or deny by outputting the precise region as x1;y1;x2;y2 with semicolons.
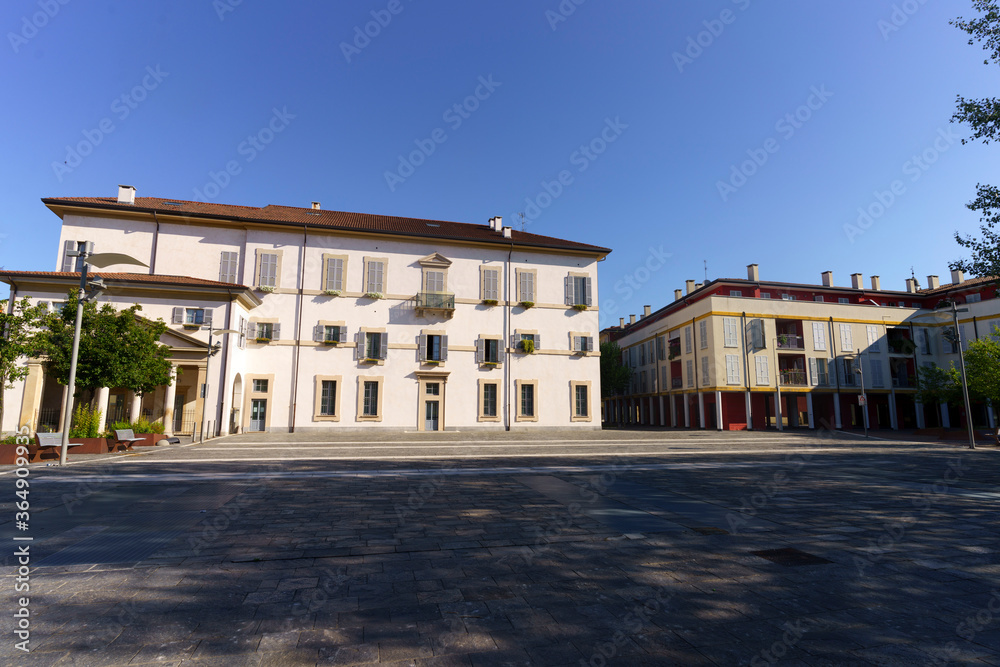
112;429;144;453
29;433;81;463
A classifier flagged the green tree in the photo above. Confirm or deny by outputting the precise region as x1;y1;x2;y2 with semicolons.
600;341;632;398
963;326;1000;406
915;363;963;408
43;294;174;402
951;1;1000;277
0;297;49;429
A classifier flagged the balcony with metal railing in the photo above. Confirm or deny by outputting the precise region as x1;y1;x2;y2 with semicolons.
415;292;455;317
778;370;807;386
776;334;804;350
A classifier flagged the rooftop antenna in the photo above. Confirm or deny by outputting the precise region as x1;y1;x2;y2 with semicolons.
910;266;920;290
704;260;708;282
518;212;526;232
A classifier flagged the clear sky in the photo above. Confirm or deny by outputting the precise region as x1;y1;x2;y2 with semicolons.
1;0;998;329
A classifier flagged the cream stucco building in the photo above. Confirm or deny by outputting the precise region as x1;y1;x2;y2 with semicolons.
2;186;610;435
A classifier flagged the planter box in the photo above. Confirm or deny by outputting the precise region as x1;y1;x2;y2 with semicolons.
70;437;109;455
132;433;161;447
0;446;20;465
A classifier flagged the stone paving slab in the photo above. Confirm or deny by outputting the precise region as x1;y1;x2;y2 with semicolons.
0;431;998;665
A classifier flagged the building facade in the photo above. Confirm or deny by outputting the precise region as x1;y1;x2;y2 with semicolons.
603;264;1000;432
2;186;610;435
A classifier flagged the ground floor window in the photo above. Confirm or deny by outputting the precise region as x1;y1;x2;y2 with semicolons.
575;384;588;418
521;383;535;418
363;381;379;416
320;380;336;416
483;383;497;417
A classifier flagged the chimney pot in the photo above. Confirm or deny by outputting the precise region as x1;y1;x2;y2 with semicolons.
117;184;136;205
927;275;940;290
821;271;833;287
747;264;759;281
906;278;916;293
502;226;512;239
619;318;625;328
851;273;863;289
629;314;636;325
685;280;695;294
871;275;881;291
674;289;683;301
643;305;651;317
311;201;321;210
695;283;703;291
951;269;964;285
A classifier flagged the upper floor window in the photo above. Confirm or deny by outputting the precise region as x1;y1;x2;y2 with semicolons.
573;335;594;353
481;267;500;301
967;293;982;303
477;337;503;364
365;259;385;294
251;322;279;342
517;269;536;303
61;240;90;272
730;290;742;297
419;333;448;362
219;251;239;283
565;275;593;307
323;255;346;292
425;271;445;293
253;379;269;393
363;331;387;360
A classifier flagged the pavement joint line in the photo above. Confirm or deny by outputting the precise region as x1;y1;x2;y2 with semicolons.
21;455;880;483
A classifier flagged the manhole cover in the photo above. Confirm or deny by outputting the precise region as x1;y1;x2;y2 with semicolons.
691;526;729;535
750;547;831;566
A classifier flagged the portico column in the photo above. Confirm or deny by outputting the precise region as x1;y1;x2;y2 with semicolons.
697;392;705;429
163;367;178;436
659;396;666;426
940;402;951;428
988;405;995;430
94;387;110;434
888;393;898;430
915;400;926;429
834;393;842;429
57;385;69;432
670;395;677;427
806;393;815;429
715;391;723;431
17;362;45;432
775;390;783;431
129;391;143;423
683;395;690;428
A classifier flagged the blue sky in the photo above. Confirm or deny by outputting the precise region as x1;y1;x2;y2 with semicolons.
1;0;997;328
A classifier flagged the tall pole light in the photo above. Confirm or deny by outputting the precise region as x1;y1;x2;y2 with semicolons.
199;327;238;442
59;244;148;465
854;350;868;439
941;301;976;450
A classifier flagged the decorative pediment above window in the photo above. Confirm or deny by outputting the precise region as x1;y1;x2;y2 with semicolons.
417;253;452;269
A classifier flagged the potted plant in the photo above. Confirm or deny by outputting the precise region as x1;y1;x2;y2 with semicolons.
777;334;789;347
520;338;535;354
255;336;271;343
68;404;107;456
519;301;534;309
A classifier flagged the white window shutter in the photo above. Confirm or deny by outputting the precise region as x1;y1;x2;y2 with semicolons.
809;358;818;386
418;334;427;361
203;309;213;328
585;277;593;306
247;322;257;339
355;331;362;360
586;336;594;352
272;323;281;340
534;334;541;350
565;276;573;305
61;240;76;272
314;325;324;342
172;307;184;324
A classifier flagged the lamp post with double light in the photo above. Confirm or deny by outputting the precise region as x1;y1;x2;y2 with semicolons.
58;243;148;465
940;301;976;450
199;327;238;442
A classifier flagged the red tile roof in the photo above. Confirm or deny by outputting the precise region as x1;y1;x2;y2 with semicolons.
43;196;612;255
920;275;997;295
0;271;247;289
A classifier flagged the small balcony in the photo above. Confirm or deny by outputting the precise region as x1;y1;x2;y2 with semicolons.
668;340;681;360
778;370;807;386
415;292;455;317
672;377;683;389
776;334;804;350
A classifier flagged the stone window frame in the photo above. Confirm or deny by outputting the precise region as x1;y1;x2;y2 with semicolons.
313;374;343;422
478;378;501;422
570;380;593;422
357;375;385;422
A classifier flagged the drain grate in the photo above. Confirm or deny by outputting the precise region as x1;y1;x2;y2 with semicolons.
691;526;729;535
750;547;831;566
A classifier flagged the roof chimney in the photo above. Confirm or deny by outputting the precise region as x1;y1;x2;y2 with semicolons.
695;283;703;291
117;184;136;205
927;275;939;290
629;314;636;325
619;318;625;328
951;269;964;285
871;275;881;291
311;201;321;210
685;280;695;294
674;289;683;301
643;305;651;318
851;273;863;289
502;226;512;239
906;278;917;293
488;216;503;232
747;264;759;281
821;271;833;287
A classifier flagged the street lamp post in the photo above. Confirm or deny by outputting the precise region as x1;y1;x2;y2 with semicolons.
58;244;148;465
199;327;238;442
854;350;868;439
941;301;976;450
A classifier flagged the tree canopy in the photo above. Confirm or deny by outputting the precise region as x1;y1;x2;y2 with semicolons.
915;363;963;408
963;325;1000;406
600;341;632;398
43;294;174;398
0;297;49;427
951;1;1000;278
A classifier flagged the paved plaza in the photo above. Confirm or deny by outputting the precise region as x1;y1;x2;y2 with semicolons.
1;429;999;666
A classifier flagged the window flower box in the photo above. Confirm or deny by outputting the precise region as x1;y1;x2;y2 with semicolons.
573;304;588;311
322;289;341;297
482;361;499;368
520;339;535;354
258;285;275;293
519;301;534;309
361;358;380;364
321;340;340;346
482;299;499;306
424;359;441;365
183;323;201;330
364;292;383;300
255;337;272;343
